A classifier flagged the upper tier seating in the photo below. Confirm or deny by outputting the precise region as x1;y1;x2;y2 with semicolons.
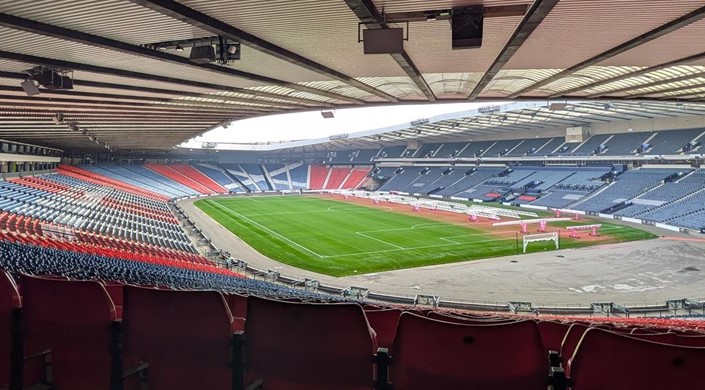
379;145;406;158
506;137;555;156
484;139;523;157
616;171;705;218
458;141;496;157
571;134;610;155
601;132;651;156
414;143;442;158
432;142;468;158
644;128;705;155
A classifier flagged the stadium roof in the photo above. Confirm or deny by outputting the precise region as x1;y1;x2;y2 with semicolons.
1;0;705;151
210;101;705;151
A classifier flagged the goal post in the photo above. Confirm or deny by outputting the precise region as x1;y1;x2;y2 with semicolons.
522;232;559;254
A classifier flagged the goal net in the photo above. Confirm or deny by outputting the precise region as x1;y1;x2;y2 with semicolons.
522;232;559;254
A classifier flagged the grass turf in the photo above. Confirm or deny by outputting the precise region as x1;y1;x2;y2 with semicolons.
195;196;658;277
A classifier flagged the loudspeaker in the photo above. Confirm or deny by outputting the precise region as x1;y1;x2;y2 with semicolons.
20;80;40;96
190;45;216;63
363;28;404;54
451;6;484;49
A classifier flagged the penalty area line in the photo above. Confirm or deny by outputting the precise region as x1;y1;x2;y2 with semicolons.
209;201;326;259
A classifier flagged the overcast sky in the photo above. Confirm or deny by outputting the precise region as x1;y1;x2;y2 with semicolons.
180;102;494;147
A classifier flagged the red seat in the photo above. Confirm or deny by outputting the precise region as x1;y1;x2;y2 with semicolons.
537;321;570;354
21;276;122;390
122;286;234;390
391;313;547;389
0;270;21;389
569;328;705;389
364;309;401;349
243;296;376;390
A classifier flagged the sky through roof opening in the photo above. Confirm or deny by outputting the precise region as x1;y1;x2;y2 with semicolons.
180;102;497;148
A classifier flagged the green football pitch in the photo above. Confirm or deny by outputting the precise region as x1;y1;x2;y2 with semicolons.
195;196;657;277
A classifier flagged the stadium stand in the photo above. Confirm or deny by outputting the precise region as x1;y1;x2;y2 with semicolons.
168;164;228;193
644;128;705;155
58;165;169;201
433;142;469;158
457;141;496;157
116;165;198;197
352;149;380;163
324;167;350;190
600;132;650;156
341;168;371;189
288;163;309;190
413;143;442;158
378;167;426;192
145;164;216;195
87;165;197;198
484;139;522;157
309;165;328;190
570;169;683;213
263;164;291;191
221;164;261;192
193;164;243;192
506;137;554;156
379;145;406;158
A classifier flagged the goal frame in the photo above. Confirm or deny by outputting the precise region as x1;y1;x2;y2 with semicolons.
522;232;559;253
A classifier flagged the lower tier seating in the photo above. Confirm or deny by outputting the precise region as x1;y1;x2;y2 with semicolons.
1;267;702;390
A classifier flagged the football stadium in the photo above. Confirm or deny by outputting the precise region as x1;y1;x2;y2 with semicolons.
1;0;705;389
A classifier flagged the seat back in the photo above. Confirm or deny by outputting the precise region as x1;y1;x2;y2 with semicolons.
244;296;375;390
570;329;705;389
364;309;401;349
560;323;589;365
0;270;20;387
391;313;547;389
21;276;117;390
427;311;516;325
537;321;570;354
122;286;234;390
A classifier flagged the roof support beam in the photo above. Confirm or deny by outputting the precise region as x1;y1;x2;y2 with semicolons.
128;0;400;102
0;71;303;109
0;50;332;107
343;0;436;101
0;13;363;105
550;50;705;98
592;71;705;97
0;86;282;113
508;4;705;98
468;0;559;99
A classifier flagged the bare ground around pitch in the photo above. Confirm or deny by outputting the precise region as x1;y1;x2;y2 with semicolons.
179;195;705;306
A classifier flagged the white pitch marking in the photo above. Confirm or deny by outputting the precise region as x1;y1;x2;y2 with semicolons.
355;231;405;249
209;201;325;259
